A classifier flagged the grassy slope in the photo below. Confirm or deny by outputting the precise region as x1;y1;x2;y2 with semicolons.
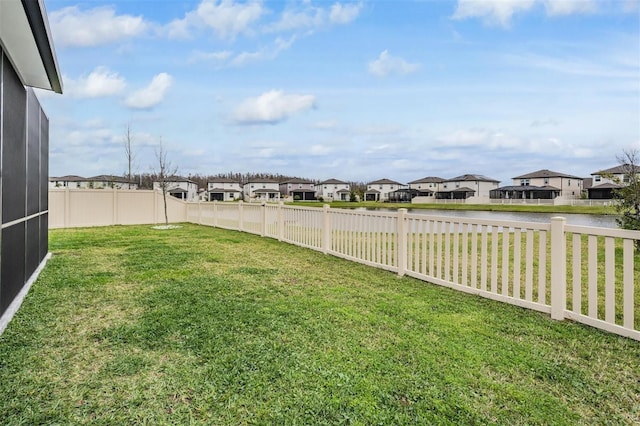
0;224;637;425
291;201;616;215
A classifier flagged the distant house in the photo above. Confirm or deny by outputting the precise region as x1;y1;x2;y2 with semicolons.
279;178;316;201
588;164;637;199
438;174;499;200
408;176;445;199
153;176;198;202
49;175;86;189
49;175;137;189
492;169;581;200
243;179;281;202
317;178;351;201
365;179;405;202
207;178;243;201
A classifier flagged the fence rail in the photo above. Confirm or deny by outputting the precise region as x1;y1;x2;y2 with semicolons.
187;201;640;341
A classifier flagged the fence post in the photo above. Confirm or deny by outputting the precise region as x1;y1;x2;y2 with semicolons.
322;204;331;254
550;216;567;320
278;201;284;241
397;208;407;277
260;202;266;237
238;200;244;231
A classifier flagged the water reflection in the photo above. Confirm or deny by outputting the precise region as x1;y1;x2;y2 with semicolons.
354;207;618;229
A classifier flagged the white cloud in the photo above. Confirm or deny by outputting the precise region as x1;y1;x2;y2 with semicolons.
310;144;333;155
452;0;536;27
50;6;148;47
452;0;598;27
368;50;420;77
64;67;126;98
234;90;316;124
542;0;597;16
329;2;363;24
167;0;265;40
266;1;362;32
189;36;296;68
125;73;173;109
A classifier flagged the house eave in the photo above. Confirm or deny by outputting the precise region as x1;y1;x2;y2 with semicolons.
0;0;63;93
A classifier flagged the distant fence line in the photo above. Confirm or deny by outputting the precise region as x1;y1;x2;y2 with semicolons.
48;189;639;341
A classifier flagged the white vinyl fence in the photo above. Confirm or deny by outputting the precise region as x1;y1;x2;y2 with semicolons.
188;201;640;341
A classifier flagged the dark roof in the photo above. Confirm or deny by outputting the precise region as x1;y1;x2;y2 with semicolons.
592;164;640;175
162;176;196;184
336;189;351;193
280;178;314;184
513;169;581;180
50;175;85;181
364;189;381;194
367;178;403;185
168;188;188;194
320;178;349;184
494;185;560;192
438;187;476;193
88;175;130;183
290;188;315;193
246;178;279;184
588;183;624;190
207;178;241;184
253;188;280;193
407;176;445;184
208;188;241;193
445;174;499;183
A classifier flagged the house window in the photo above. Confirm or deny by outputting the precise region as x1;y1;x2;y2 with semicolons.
443;184;448;189
328;193;333;198
251;185;254;188
520;179;529;186
299;184;302;188
624;175;630;183
288;184;291;188
568;180;571;186
595;176;601;182
379;185;383;189
544;178;549;184
390;186;394;189
262;185;266;189
455;183;460;188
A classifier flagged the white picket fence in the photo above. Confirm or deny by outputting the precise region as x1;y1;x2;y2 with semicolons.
188;201;640;341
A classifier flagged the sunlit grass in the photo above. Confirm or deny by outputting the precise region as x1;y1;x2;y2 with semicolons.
0;224;637;424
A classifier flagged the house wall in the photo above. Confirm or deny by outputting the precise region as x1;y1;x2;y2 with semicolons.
367;183;404;201
441;180;498;198
514;177;582;198
153;181;198;201
244;182;279;199
0;48;49;317
318;183;350;200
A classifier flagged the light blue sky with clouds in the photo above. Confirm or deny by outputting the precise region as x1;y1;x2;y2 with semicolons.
39;0;639;185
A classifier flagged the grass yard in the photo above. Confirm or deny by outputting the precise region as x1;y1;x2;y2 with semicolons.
0;224;638;425
294;201;616;215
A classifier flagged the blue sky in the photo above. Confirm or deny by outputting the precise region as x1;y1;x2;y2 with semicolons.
39;0;639;185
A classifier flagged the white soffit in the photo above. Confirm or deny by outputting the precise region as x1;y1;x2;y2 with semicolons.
0;0;62;93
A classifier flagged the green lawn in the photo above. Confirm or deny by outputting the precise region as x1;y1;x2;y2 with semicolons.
0;224;638;425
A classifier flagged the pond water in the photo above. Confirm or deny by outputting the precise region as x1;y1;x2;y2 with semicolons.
354;208;618;229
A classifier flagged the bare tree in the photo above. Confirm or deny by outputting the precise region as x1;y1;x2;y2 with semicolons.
124;123;136;188
154;139;179;226
612;149;640;247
